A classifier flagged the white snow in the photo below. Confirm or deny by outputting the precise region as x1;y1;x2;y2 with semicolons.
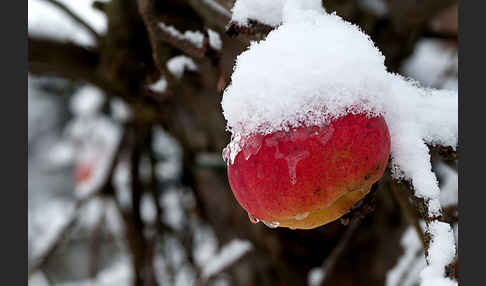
70;86;105;117
201;239;253;279
435;162;458;208
160;189;185;230
28;271;50;286
29;199;76;260
141;193;158;224
420;221;457;286
47;141;75;168
386;226;426;286
28;0;107;46
78;197;105;229
113;161;132;210
231;0;322;27
167;56;199;79
385;75;457;215
156;160;181;180
203;0;231;17
308;267;325;286
174;264;197;286
192;222;219;267
208;29;223;50
104;199;125;234
222;4;458;217
158;23;204;48
148;77;168;93
73;117;122;199
110;98;132;122
152;127;182;159
402;39;457;90
152;126;182;180
223;7;387;140
62;84;123;200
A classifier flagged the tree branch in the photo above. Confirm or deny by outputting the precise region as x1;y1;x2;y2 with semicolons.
28;36;124;96
389;178;426;248
28;194;96;277
137;0;207;68
185;0;231;33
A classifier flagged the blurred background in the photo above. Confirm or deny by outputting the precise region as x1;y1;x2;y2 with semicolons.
27;1;458;285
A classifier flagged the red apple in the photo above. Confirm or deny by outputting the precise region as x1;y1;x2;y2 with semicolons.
75;163;93;184
226;113;390;229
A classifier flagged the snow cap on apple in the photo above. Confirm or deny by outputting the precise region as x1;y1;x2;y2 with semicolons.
221;0;457;229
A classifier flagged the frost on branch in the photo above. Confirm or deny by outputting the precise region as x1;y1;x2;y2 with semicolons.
228;0;322;39
158;23;204;49
28;0;106;46
231;0;322;27
386;225;426;286
167;55;199;79
420;221;457;286
222;1;457;283
231;0;287;27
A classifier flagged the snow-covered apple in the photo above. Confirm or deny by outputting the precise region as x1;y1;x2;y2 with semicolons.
221;2;456;232
225;113;390;229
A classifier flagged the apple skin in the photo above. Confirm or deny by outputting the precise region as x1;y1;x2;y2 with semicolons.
226;113;391;229
75;163;93;184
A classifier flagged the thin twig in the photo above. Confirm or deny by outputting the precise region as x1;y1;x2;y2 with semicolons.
43;0;101;41
185;0;231;33
89;198;108;278
115;125;158;286
137;0;205;68
390;180;426;248
318;219;361;286
28;194;95;277
398;173;459;281
319;187;378;286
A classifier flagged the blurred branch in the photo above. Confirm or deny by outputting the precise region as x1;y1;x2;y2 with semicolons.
137;0;205;72
185;0;231;33
28;129;128;277
389;178;426;248
397;177;458;282
388;0;458;33
319;186;378;286
28;36;163;122
114;125;158;286
28;194;95;277
28;36;125;96
423;29;458;41
429;145;457;161
89;199;108;278
137;0;224;96
318;219;361;286
43;0;101;41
